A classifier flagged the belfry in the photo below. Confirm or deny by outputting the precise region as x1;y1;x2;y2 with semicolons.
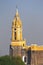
11;9;23;41
10;8;43;65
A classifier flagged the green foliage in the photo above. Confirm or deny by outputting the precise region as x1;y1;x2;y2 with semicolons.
0;55;25;65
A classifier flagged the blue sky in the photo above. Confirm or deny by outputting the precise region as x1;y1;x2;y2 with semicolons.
0;0;43;56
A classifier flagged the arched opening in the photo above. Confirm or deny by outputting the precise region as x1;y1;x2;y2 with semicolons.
23;44;24;46
22;56;27;64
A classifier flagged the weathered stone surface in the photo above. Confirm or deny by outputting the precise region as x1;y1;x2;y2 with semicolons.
29;50;43;65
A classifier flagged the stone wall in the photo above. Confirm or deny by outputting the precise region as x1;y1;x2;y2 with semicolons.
27;48;43;65
10;45;26;58
10;45;22;57
31;51;43;65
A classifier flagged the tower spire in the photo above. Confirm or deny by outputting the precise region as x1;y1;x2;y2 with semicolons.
16;6;19;16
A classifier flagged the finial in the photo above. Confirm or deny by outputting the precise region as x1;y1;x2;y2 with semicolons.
16;6;19;16
16;5;18;10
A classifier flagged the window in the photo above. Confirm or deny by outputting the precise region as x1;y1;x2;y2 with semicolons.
23;44;24;46
15;32;16;40
14;28;16;40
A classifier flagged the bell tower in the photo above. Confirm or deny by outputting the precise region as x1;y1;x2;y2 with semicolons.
12;8;22;41
10;8;26;57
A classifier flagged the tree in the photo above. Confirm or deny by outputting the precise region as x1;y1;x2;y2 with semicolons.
0;55;25;65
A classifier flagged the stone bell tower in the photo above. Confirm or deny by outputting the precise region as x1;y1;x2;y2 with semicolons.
10;8;26;57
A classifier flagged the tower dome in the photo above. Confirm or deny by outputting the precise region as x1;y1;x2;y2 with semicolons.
12;8;22;28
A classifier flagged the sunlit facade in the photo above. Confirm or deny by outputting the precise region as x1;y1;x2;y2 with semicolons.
10;9;43;65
